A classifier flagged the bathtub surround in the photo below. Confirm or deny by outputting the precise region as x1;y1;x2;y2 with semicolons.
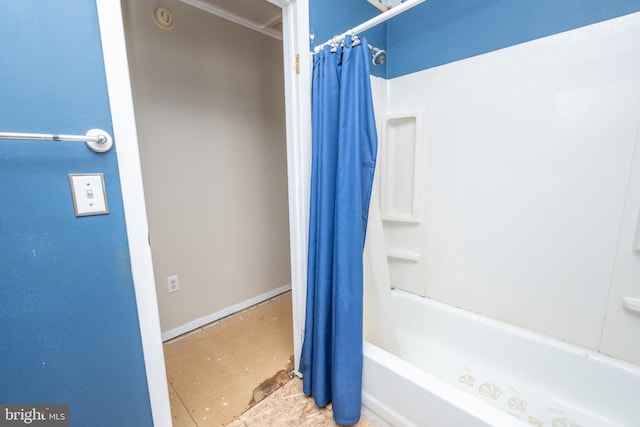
300;1;640;426
359;15;640;423
373;12;640;363
363;179;401;357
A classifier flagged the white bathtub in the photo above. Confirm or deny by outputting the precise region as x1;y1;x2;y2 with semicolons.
362;289;640;427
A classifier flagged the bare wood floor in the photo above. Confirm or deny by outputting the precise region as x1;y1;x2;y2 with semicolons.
163;291;374;426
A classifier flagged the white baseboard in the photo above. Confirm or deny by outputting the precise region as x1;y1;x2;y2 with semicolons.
161;283;292;342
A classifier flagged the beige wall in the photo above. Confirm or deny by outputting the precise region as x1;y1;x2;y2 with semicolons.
122;0;291;333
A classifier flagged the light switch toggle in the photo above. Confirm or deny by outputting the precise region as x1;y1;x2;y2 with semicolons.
69;173;109;217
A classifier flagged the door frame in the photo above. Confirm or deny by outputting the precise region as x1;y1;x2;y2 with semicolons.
280;0;312;374
95;0;311;424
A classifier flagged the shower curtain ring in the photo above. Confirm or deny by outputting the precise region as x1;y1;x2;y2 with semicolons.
329;36;339;52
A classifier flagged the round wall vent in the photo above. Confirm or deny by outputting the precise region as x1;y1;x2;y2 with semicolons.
153;7;174;30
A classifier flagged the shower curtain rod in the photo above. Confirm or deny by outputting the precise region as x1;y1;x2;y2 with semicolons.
314;0;427;53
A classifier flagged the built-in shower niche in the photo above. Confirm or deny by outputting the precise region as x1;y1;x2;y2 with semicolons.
381;114;420;221
380;113;428;296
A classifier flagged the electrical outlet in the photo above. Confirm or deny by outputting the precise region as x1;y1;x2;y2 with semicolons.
167;275;180;293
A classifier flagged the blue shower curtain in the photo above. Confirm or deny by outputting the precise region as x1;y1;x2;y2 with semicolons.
300;35;378;426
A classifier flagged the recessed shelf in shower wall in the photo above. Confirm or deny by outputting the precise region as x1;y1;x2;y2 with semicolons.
380;112;428;296
380;113;424;222
386;247;420;262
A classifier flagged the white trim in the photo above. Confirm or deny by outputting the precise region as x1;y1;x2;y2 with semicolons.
261;12;284;30
282;0;311;373
95;1;172;426
161;284;292;341
97;1;302;424
265;0;292;8
178;0;283;40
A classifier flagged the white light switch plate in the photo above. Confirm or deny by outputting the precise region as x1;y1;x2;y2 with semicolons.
69;173;109;216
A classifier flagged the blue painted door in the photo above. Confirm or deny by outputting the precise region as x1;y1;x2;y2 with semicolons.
0;1;153;426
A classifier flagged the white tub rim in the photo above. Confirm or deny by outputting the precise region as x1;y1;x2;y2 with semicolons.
390;288;640;375
362;341;525;426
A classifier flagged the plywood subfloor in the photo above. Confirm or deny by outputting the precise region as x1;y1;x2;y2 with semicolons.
164;292;294;426
163;291;375;426
227;377;375;427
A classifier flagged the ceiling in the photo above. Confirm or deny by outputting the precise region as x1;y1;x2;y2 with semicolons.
178;0;283;40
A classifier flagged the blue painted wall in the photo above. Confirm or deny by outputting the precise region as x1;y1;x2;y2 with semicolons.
310;0;640;79
309;0;388;77
0;2;153;426
386;0;640;78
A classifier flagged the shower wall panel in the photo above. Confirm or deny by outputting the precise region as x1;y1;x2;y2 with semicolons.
381;13;640;363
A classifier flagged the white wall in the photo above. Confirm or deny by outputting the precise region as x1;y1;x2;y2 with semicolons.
375;13;640;364
122;0;291;333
